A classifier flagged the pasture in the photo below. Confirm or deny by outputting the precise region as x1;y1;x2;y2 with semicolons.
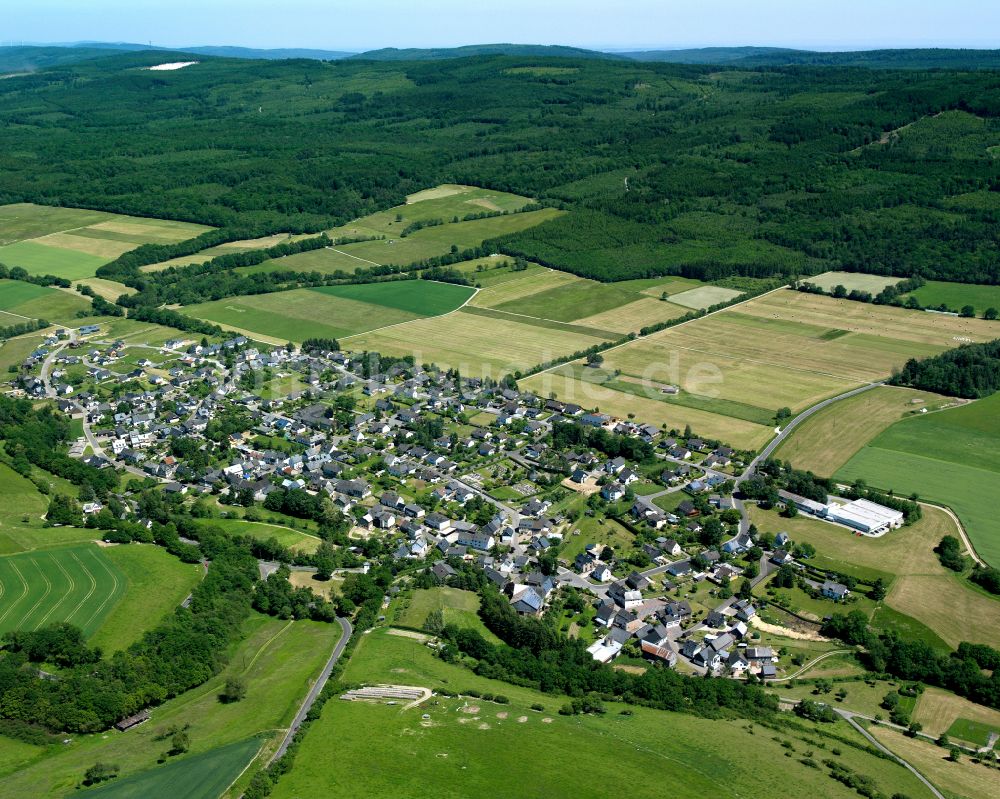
0;615;341;797
805;271;903;293
398;587;500;643
913;687;1000;740
749;505;1000;650
0;203;210;280
194;518;321;554
836;392;1000;565
271;628;932;799
0;544;125;638
904;279;1000;315
774;386;951;476
0;279;92;326
184;280;472;343
345;306;612;375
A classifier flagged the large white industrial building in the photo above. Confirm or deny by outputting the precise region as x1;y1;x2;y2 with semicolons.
824;498;904;535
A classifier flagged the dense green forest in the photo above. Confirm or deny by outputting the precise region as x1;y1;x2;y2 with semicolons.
889;339;1000;397
1;51;999;284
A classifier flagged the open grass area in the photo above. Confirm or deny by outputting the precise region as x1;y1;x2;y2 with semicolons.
836;392;1000;565
0;544;126;637
72;736;263;799
774;386;952;476
0;279;92;326
0;203;210;280
0;330;50;372
345;306;611;376
749;505;1000;650
946;717;999;748
88;544;204;654
558;515;635;561
805;272;903;294
271;627;933;799
397;587;499;643
904;280;1000;315
913;687;1000;739
193;518;321;554
0;614;341;797
184;281;474;344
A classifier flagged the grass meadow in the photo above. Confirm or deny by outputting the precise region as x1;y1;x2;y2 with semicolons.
270;627;933;799
836;392;1000;565
0;279;92;326
0;615;341;797
904;279;1000;315
397;587;500;643
193;518;322;554
805;271;903;293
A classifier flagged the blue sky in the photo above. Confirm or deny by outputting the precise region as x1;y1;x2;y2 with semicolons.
5;0;999;51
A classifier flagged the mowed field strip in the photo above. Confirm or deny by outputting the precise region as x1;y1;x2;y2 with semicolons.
0;544;125;637
0;278;93;326
0;203;211;280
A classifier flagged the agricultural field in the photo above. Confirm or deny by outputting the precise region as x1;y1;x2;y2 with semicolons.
0;202;211;280
183;280;474;343
904;279;1000;315
913;687;1000;741
271;628;933;799
76;737;265;799
836;392;1000;565
0;279;91;326
0;615;341;797
749;505;1000;650
774;386;953;476
804;271;903;294
528;290;1000;453
0;544;126;638
667;285;743;309
345;306;613;375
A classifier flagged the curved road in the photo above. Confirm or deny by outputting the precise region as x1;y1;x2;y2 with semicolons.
268;616;353;764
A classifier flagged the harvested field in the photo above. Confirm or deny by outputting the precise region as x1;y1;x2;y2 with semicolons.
913;687;1000;738
668;285;743;309
805;271;903;293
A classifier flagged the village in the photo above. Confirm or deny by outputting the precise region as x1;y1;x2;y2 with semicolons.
8;322;909;681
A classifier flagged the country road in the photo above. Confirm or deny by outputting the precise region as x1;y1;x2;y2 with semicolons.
268;616;353;764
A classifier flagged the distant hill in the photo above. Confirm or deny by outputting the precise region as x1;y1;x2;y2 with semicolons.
349;44;623;61
622;47;1000;69
183;46;354;60
0;45;124;73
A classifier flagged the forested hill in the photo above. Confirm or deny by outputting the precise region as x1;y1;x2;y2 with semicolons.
1;53;999;283
349;44;621;61
623;47;1000;69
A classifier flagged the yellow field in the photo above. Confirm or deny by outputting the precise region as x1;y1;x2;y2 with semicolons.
469;268;582;307
33;231;135;259
913;687;1000;737
573;298;690;333
740;291;1000;349
75;277;136;301
750;505;1000;650
89;217;212;240
521;369;774;450
870;727;999;799
345;307;608;375
774;386;953;475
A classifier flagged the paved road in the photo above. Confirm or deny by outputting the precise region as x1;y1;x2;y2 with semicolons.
834;709;946;799
739;382;883;484
268;616;353;764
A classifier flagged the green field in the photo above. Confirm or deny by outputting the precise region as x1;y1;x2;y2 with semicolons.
0;615;341;796
397;587;500;643
0;544;125;637
836;393;1000;565
667;285;744;309
88;545;204;653
0;240;108;281
184;280;475;343
806;271;903;294
271;628;933;799
0;279;92;325
905;280;1000;315
72;736;263;799
945;717;999;748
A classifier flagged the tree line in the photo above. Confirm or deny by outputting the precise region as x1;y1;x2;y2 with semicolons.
889;340;1000;398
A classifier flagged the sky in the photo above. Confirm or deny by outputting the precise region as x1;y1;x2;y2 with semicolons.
4;0;1000;52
